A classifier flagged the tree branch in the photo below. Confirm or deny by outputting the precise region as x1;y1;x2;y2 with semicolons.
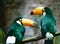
22;32;60;43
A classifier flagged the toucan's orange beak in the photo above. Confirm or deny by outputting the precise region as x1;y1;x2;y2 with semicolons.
30;7;45;16
21;18;38;27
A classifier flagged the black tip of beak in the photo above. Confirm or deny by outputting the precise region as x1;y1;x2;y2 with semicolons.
30;11;33;15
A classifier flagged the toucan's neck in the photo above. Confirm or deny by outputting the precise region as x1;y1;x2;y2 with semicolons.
10;21;22;29
44;7;53;16
41;11;54;19
46;12;53;15
46;12;54;18
42;12;53;18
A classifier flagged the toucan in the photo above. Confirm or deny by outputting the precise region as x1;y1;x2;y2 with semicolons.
30;7;56;44
5;17;37;44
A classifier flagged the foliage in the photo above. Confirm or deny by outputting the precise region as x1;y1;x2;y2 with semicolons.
0;27;6;44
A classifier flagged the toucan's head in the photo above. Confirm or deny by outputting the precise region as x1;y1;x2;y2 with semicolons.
30;7;53;16
14;17;38;27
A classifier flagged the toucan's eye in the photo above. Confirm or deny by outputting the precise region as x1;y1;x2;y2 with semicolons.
19;19;23;25
19;19;22;22
42;9;45;12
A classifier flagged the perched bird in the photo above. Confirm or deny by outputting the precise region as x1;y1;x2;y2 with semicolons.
5;17;37;44
30;7;56;44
